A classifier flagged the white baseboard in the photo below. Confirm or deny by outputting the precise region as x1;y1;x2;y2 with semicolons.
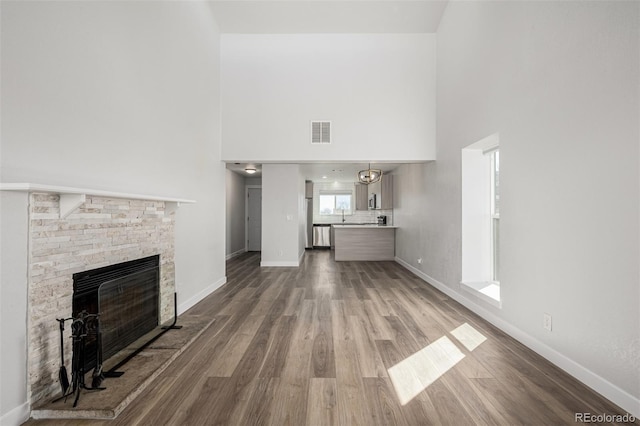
395;257;640;418
260;260;299;267
225;248;246;261
1;402;30;426
177;276;227;316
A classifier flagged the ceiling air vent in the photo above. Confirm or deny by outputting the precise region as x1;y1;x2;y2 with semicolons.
311;121;331;144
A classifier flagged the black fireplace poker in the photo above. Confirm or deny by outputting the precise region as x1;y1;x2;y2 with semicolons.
53;311;105;407
56;318;72;395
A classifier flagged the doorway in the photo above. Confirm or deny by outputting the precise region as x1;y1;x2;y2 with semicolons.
246;186;262;252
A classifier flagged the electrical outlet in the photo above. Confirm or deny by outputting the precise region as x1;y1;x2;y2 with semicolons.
543;313;552;331
417;258;423;264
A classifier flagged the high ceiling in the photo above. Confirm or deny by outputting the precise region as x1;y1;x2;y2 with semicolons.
218;1;445;181
299;162;402;182
210;1;449;34
226;162;404;182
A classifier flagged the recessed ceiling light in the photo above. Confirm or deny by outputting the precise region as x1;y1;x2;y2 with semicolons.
322;175;328;179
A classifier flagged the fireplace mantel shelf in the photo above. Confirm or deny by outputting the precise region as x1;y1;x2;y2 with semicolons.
1;182;195;218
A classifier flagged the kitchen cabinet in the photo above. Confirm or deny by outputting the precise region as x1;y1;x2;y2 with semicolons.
367;175;393;209
333;225;397;261
305;181;313;199
380;174;393;209
355;184;368;211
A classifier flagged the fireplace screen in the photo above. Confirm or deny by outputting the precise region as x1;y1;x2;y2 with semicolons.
99;267;159;361
73;255;160;372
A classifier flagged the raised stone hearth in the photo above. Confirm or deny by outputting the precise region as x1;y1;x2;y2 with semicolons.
27;193;176;407
31;315;214;420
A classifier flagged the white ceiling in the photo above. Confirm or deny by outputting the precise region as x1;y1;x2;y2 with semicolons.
227;162;264;178
299;162;402;182
210;1;448;34
227;162;405;182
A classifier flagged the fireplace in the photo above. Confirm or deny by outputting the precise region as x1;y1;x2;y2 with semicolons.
72;255;161;372
25;193;176;405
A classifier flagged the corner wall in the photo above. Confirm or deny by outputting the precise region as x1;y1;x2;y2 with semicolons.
226;169;248;258
261;164;303;266
0;192;29;424
395;0;639;415
0;2;224;423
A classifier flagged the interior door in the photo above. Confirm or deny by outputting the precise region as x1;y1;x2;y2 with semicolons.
247;187;262;251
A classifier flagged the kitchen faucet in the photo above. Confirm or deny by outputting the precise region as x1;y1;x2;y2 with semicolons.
342;209;345;223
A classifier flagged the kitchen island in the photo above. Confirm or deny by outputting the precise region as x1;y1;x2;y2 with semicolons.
332;224;397;261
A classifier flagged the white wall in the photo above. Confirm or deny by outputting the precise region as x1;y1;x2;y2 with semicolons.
245;177;263;186
298;172;307;261
0;193;29;424
395;1;640;415
261;164;303;266
226;169;248;258
221;34;436;162
0;2;224;423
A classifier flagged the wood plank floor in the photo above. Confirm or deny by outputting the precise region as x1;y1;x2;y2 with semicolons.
25;250;636;425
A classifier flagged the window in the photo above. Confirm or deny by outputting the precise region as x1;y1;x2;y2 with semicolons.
490;150;500;282
461;133;501;307
319;191;352;215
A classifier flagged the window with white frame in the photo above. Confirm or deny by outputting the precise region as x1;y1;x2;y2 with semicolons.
461;134;501;307
319;191;352;215
490;149;500;282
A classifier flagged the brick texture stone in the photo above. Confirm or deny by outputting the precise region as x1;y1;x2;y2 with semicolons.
27;193;176;405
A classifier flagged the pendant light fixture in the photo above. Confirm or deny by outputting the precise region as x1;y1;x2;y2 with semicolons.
358;163;382;185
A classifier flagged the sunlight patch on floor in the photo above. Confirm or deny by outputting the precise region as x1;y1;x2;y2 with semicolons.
450;322;487;351
387;336;465;405
387;323;489;405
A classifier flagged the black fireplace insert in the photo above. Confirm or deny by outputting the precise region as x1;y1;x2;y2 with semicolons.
72;255;160;372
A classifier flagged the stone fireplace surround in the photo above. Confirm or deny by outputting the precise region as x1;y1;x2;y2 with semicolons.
11;185;193;407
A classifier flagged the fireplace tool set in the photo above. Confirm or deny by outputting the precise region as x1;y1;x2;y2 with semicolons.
55;311;105;407
53;292;182;408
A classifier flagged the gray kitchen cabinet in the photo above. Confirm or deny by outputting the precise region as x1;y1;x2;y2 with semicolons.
355;183;368;210
334;225;396;261
380;174;393;209
366;175;393;209
305;181;313;199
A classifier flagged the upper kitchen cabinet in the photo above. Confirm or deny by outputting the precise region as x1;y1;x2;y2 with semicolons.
380;175;393;209
367;175;393;210
305;181;313;199
380;175;393;210
355;184;368;211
